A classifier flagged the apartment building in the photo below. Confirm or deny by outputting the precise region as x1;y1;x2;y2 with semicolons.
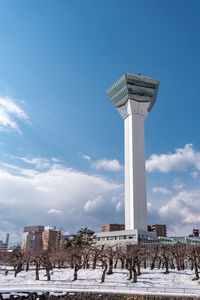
148;224;167;237
22;225;61;252
21;226;44;252
0;234;9;251
42;228;61;251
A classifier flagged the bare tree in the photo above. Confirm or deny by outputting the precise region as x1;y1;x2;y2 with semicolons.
65;234;84;281
186;245;200;280
53;247;67;269
126;243;141;283
159;245;172;274
31;251;42;280
117;245;126;269
171;244;186;271
10;247;24;277
24;251;31;272
98;246;108;283
148;245;160;270
42;250;53;281
90;245;104;270
106;245;118;275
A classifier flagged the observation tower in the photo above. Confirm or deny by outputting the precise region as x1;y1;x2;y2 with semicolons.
106;73;159;231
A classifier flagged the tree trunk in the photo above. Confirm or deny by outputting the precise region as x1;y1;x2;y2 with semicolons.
158;258;161;269
107;258;113;275
143;258;146;269
101;262;107;283
114;259;118;269
164;257;169;274
14;263;22;277
35;264;39;280
176;259;181;271
170;259;175;269
73;265;79;281
46;266;51;281
120;258;124;269
193;260;199;280
128;259;133;280
150;254;157;270
136;263;141;276
133;265;137;283
92;257;97;270
125;259;129;270
70;258;74;269
26;261;29;272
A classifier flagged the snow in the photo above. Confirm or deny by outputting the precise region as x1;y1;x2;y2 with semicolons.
0;267;197;287
0;267;200;296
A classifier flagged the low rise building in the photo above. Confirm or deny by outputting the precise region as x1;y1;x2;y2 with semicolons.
189;228;199;237
96;228;156;244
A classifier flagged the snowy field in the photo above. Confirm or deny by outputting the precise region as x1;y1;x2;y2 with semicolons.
0;267;198;287
0;267;200;296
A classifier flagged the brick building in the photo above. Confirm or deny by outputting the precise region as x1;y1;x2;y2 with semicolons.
148;224;167;237
102;224;125;232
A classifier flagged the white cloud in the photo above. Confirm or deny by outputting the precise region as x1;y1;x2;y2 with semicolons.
80;154;123;172
173;183;184;190
81;154;91;162
152;187;171;195
18;157;50;169
146;144;200;173
47;209;62;215
84;196;104;213
36;186;51;193
116;201;122;212
91;159;123;172
51;158;60;163
0;97;28;133
0;97;27;119
0;161;122;242
0;162;22;171
159;190;200;235
147;202;152;209
190;171;199;179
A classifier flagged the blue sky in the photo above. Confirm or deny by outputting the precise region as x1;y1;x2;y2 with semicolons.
0;0;200;244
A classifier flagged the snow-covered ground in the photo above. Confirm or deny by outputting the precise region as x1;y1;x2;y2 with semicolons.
0;267;200;296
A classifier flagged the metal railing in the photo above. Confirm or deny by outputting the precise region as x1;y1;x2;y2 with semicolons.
0;283;200;295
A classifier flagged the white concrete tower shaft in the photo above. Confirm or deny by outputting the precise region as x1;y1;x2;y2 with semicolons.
118;100;149;231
